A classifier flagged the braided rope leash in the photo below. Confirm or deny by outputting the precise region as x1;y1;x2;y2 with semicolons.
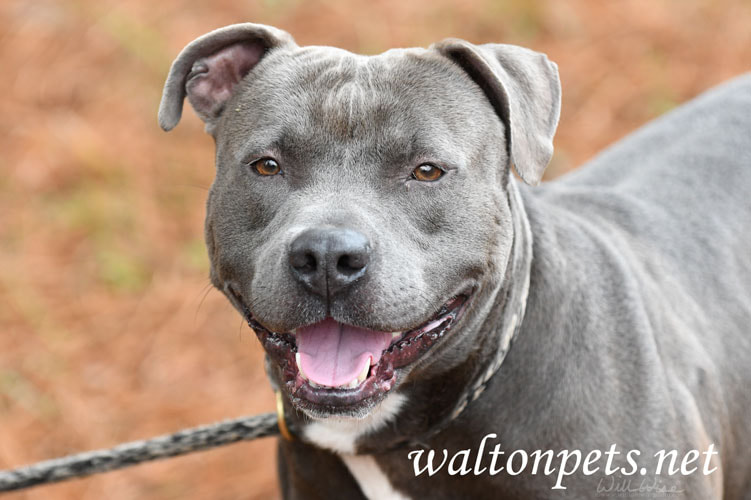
0;412;280;493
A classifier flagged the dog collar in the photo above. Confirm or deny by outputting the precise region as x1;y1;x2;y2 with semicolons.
446;177;532;421
275;390;295;442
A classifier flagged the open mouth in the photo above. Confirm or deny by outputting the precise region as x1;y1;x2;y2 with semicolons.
232;290;470;413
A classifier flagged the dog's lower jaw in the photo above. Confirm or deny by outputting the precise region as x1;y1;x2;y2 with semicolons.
302;391;408;454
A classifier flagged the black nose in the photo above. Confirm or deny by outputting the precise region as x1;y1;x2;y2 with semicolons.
288;227;371;297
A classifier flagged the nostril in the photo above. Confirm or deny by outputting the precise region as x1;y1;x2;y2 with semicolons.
301;253;317;273
336;253;368;275
290;251;318;274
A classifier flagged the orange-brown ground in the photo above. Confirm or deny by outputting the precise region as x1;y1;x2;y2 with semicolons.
1;1;749;498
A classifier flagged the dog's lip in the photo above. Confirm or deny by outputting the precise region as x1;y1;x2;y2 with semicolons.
244;292;470;351
290;296;464;342
229;282;472;344
235;289;473;412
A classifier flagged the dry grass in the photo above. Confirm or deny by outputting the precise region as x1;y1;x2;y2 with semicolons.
1;0;749;498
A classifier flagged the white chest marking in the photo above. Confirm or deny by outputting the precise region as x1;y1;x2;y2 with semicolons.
302;392;410;499
340;454;410;500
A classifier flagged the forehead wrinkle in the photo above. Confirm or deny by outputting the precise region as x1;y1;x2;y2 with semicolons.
288;51;385;138
325;59;376;136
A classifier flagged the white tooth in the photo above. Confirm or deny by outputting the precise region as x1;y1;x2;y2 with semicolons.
357;359;370;383
346;378;359;389
392;331;401;339
290;329;297;336
296;353;308;381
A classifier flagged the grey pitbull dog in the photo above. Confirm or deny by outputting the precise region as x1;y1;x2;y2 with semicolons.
158;23;751;499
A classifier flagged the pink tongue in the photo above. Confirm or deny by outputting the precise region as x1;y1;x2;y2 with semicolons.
296;318;392;387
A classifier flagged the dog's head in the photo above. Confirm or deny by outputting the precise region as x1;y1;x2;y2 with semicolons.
159;23;560;419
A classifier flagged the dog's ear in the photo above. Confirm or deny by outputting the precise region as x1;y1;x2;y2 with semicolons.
158;23;296;132
433;39;561;185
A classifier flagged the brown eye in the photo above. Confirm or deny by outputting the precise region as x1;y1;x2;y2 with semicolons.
251;158;281;176
412;163;445;182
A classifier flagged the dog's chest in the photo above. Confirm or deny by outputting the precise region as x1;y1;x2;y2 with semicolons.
339;455;410;500
301;392;411;499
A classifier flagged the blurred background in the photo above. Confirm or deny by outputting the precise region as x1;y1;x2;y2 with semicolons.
0;0;749;498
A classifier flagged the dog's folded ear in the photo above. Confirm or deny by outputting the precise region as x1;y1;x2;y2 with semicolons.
433;40;561;185
158;23;296;132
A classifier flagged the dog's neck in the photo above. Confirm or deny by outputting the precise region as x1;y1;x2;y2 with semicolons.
290;177;533;455
447;176;533;421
